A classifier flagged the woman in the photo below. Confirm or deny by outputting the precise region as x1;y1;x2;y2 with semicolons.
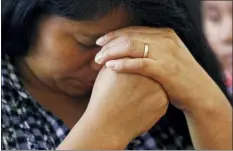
2;0;232;150
202;0;232;96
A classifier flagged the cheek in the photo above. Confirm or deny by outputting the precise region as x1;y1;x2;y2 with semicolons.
204;21;221;51
205;21;219;39
27;40;95;80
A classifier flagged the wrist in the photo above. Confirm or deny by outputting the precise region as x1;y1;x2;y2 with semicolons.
80;114;128;150
183;93;231;120
183;95;232;150
58;112;129;150
182;80;230;114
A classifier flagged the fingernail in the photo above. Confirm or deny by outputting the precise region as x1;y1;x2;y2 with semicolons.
96;36;105;46
106;61;116;69
94;52;103;64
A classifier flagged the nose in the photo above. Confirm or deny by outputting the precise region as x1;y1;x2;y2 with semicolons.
220;17;232;44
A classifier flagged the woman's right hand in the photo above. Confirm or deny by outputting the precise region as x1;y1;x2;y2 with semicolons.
58;67;168;150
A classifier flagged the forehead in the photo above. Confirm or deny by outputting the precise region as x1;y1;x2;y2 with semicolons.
76;8;136;37
203;1;232;11
45;7;137;39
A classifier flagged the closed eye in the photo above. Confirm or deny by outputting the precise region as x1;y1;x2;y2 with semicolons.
77;41;98;50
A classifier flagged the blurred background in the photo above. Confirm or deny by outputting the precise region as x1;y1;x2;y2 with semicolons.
201;0;232;96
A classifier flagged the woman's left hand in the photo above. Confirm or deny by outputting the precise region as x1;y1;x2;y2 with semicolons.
94;26;229;112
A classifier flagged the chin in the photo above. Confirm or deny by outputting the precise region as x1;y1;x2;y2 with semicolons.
56;79;94;98
61;86;93;98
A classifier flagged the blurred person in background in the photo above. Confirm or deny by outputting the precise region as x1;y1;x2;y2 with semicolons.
202;1;232;96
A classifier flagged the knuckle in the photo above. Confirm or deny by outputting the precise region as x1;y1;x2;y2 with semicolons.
128;27;136;33
163;28;175;34
162;28;177;38
164;37;176;46
118;60;125;69
163;37;173;46
139;59;148;70
126;35;136;52
166;28;174;33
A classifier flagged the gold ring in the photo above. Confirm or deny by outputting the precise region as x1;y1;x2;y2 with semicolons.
143;44;149;58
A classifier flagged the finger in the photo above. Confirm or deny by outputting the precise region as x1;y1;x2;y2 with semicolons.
96;26;174;46
100;35;128;50
111;33;187;57
105;58;166;82
100;32;178;47
95;36;145;64
90;60;104;71
95;34;173;65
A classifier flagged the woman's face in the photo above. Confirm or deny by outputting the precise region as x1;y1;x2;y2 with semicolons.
23;8;133;97
202;1;232;75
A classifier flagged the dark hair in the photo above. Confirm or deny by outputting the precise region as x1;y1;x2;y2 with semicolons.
2;0;232;147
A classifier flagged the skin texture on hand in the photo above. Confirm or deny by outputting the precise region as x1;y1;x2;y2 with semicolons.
93;26;232;149
58;67;169;149
87;67;169;142
94;26;230;111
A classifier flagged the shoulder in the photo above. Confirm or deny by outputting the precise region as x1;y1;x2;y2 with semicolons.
1;56;35;149
2;55;23;105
